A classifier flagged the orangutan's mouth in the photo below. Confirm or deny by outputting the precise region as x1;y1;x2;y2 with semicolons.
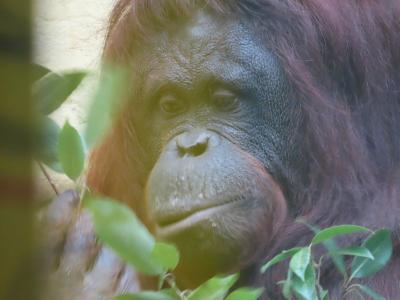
155;201;237;237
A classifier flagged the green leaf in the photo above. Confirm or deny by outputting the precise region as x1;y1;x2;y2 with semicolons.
85;66;128;149
319;287;329;300
289;247;310;281
261;247;302;273
323;239;347;277
297;221;347;276
282;270;293;300
225;287;264;300
291;264;316;300
358;285;385;300
112;289;178;300
334;246;374;259
351;229;392;279
35;116;62;172
296;219;320;234
34;71;87;115
311;225;369;245
84;197;163;275
151;242;180;271
58;121;85;180
31;63;51;81
187;274;239;300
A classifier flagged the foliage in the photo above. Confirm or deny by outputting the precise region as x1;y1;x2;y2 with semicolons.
84;66;128;148
58;121;86;180
84;197;164;275
261;225;392;300
34;70;87;115
34;64;393;300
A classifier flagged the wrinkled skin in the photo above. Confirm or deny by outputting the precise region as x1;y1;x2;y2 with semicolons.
136;12;295;287
41;12;299;298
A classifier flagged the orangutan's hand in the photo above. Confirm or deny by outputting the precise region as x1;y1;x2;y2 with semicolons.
38;190;140;300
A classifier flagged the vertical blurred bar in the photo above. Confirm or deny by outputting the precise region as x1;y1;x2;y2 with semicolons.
0;0;35;300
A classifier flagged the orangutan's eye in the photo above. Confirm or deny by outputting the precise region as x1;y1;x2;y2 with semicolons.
212;89;239;111
159;95;186;115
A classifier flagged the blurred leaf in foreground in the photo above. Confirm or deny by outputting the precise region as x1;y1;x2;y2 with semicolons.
35;116;62;172
34;70;87;115
31;63;51;81
151;242;180;271
58;121;85;180
85;66;128;149
84;197;164;275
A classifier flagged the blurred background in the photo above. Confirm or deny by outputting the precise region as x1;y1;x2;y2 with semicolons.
33;0;114;199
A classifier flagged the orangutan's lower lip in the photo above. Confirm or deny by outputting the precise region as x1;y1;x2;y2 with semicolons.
155;202;235;237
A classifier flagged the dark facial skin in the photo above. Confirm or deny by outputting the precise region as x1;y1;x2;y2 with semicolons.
129;12;296;287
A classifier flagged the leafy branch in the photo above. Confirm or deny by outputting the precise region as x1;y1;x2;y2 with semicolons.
261;225;392;300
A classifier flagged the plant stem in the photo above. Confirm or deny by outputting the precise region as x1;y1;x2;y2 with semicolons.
38;162;59;196
158;271;167;290
343;287;365;300
315;256;324;300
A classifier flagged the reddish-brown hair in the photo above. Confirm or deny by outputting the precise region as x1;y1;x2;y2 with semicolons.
87;0;400;295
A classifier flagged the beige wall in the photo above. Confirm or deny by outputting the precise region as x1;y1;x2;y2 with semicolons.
34;0;115;198
33;0;115;70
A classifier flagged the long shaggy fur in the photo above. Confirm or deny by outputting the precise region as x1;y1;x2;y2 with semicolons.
87;1;400;298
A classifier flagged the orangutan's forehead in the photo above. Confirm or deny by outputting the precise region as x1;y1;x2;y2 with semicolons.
132;11;284;98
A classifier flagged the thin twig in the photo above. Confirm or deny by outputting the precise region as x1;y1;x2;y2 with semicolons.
343;286;365;300
315;255;324;300
38;162;59;196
